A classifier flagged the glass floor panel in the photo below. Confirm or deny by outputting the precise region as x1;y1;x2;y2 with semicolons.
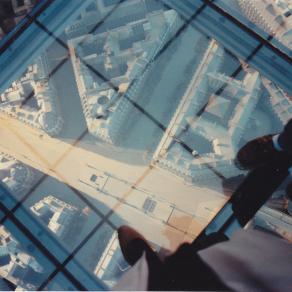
0;0;291;290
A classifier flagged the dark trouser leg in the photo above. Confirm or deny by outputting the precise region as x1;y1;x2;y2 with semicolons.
153;243;228;291
146;234;228;291
278;119;292;151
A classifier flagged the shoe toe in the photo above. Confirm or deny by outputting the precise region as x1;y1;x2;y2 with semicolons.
117;225;150;265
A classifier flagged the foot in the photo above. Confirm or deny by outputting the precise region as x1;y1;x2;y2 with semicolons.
235;134;286;170
118;226;155;266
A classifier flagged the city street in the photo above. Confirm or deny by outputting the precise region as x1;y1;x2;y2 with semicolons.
0;113;226;250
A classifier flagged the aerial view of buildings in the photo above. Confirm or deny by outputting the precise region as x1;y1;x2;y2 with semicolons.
0;53;64;136
94;232;128;288
0;225;45;290
237;0;292;49
0;152;35;197
0;0;291;289
152;41;263;182
68;2;182;144
30;195;90;248
262;77;292;125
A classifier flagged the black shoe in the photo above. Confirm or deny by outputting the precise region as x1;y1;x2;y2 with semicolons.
118;225;156;266
235;134;287;170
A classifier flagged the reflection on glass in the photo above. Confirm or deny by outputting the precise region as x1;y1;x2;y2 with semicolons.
0;0;291;289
